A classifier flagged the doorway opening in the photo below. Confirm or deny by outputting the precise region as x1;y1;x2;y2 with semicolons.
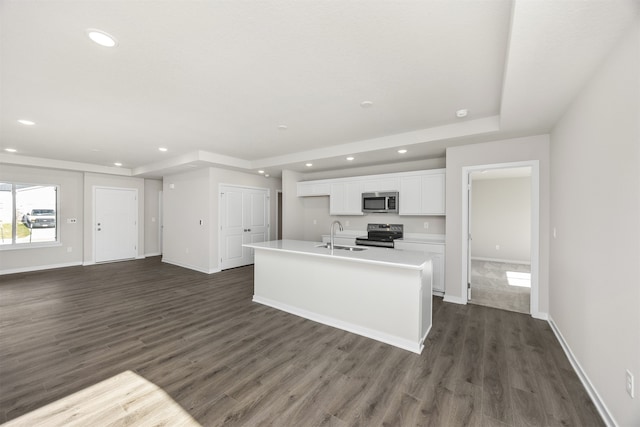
462;161;540;317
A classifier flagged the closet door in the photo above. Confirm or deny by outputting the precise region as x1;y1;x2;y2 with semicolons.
220;186;269;270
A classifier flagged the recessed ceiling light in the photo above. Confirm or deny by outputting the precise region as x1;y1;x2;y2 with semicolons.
265;174;270;178
360;101;374;108
277;125;288;131
346;157;355;161
114;162;122;167
258;170;265;174
456;109;468;118
17;119;35;126
86;29;118;47
397;149;408;154
5;148;17;153
305;163;313;167
158;147;168;152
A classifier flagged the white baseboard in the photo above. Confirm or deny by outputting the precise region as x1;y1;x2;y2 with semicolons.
135;255;145;260
471;256;531;265
531;311;548;320
548;315;616;427
161;258;220;274
443;294;467;305
253;295;424;354
145;252;161;257
0;261;82;275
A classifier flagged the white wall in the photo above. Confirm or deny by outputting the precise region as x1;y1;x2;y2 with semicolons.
282;170;305;240
144;179;162;256
83;173;145;264
471;176;531;263
162;166;282;273
162;168;212;273
445;135;550;312
0;165;84;273
549;20;639;427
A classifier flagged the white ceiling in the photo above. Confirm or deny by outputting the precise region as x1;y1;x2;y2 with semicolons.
1;0;638;178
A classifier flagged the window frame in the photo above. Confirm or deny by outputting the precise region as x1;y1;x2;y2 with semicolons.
0;181;61;250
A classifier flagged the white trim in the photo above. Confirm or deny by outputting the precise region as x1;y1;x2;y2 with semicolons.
275;189;283;240
135;255;145;260
145;252;162;257
548;316;616;427
471;256;531;265
0;261;82;275
461;161;540;317
443;295;467;305
162;257;220;274
253;295;425;354
531;311;548;321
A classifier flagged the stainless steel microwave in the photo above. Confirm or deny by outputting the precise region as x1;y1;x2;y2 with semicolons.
362;192;399;213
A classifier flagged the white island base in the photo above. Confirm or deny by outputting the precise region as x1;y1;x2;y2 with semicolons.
247;240;432;354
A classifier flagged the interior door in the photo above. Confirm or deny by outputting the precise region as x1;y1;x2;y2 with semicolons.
95;187;137;263
220;186;268;270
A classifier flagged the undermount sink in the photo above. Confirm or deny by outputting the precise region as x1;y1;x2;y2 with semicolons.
316;243;367;252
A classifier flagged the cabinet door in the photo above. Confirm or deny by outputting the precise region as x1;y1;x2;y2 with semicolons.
297;182;330;196
395;241;445;293
399;172;446;215
420;174;445;215
399;176;422;215
330;182;363;215
363;178;400;192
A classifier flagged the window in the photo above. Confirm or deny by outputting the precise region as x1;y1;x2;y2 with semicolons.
0;183;59;247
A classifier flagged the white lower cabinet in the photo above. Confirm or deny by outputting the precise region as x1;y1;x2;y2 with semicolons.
394;241;445;295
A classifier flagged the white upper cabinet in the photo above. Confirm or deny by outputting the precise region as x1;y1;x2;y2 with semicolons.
330;181;364;215
399;170;445;215
297;168;445;216
296;181;331;197
362;178;400;193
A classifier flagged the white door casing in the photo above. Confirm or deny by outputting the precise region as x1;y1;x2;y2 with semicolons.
94;187;137;263
219;185;269;270
461;161;541;318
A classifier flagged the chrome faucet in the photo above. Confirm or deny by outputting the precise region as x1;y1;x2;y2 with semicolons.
330;220;343;252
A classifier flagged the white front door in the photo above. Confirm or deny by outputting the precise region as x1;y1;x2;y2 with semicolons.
220;186;268;270
95;187;137;263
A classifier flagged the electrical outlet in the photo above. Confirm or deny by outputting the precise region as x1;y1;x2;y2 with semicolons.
313;219;317;225
423;222;429;229
67;247;73;253
67;218;77;224
627;370;634;398
345;220;350;227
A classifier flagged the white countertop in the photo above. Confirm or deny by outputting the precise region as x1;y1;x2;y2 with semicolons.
244;239;429;270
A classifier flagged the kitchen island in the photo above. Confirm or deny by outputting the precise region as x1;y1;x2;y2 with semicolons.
243;239;432;354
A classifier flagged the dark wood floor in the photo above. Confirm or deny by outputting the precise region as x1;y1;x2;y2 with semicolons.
0;257;603;426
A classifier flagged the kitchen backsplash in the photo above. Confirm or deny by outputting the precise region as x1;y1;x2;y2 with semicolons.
301;196;445;242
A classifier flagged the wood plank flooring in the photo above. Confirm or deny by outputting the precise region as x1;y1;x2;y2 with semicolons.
0;257;603;426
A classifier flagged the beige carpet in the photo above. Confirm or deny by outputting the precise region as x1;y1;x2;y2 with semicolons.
469;260;531;314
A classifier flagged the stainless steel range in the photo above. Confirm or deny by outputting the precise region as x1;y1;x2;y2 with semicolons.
355;223;403;248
